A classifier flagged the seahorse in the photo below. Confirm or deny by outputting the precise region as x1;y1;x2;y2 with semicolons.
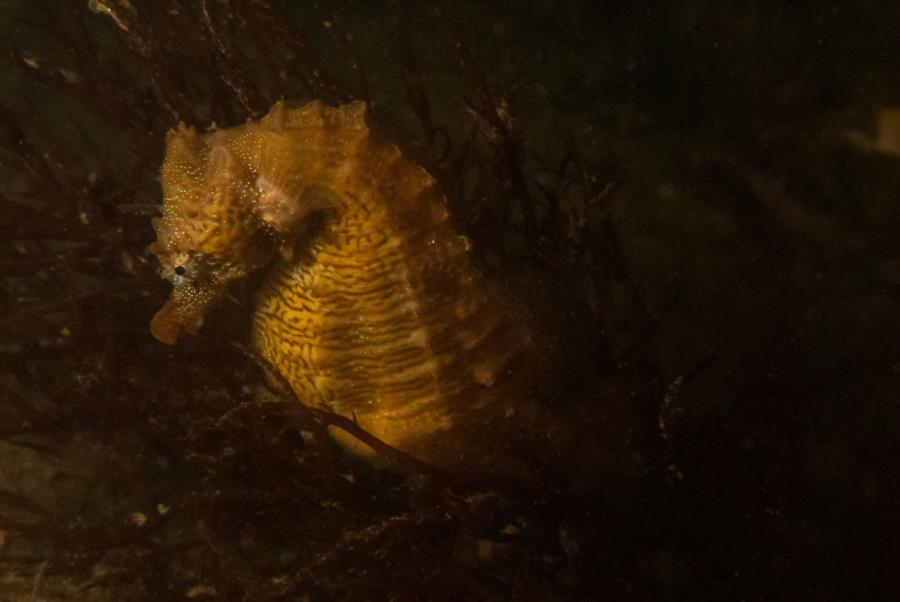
148;100;528;474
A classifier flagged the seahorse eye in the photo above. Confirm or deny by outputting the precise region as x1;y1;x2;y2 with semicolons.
174;265;187;276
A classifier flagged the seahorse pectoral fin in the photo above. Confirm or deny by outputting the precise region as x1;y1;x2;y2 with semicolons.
256;174;305;234
277;242;295;263
255;174;341;235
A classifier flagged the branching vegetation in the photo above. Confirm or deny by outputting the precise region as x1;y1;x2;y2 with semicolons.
0;1;651;600
1;1;898;600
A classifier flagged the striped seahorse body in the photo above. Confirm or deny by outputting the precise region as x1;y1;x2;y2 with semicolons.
149;101;521;470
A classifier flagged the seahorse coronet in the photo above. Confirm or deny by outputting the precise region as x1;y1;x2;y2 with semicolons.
150;100;521;470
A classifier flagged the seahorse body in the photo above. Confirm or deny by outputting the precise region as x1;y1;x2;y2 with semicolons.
149;101;522;470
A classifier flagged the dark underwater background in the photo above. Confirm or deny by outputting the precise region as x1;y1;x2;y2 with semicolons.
0;1;898;600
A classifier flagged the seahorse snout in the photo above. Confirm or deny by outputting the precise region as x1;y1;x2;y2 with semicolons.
149;281;218;345
150;303;197;344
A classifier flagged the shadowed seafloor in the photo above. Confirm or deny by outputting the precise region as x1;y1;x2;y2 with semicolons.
0;1;898;600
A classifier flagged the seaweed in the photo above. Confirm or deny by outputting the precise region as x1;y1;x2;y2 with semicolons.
0;1;644;600
3;1;898;601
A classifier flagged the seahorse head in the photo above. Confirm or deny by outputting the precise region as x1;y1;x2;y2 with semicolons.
148;101;370;345
149;123;276;344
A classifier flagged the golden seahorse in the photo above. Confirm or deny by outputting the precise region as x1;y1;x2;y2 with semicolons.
148;100;528;473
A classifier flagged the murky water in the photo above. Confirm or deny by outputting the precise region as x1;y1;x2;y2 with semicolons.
0;1;898;600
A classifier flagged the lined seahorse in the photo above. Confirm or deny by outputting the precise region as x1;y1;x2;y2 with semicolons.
148;100;528;473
